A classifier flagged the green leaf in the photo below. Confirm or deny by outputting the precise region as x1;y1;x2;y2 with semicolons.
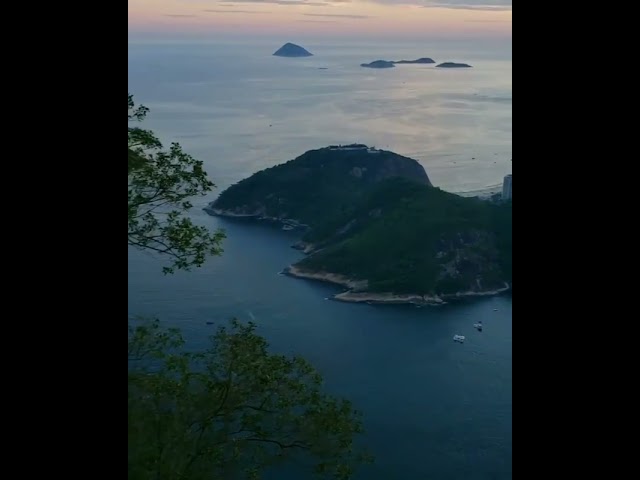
128;94;225;273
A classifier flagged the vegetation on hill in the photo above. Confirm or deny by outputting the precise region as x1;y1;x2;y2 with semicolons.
299;178;512;294
210;149;512;297
211;146;430;230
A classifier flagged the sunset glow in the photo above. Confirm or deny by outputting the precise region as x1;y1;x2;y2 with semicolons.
128;0;512;39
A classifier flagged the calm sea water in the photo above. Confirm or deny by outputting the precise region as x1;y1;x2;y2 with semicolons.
128;38;511;193
128;38;512;480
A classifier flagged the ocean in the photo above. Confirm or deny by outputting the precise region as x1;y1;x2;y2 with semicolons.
128;37;512;479
128;37;512;193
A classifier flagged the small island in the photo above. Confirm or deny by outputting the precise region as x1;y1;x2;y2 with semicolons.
273;43;313;57
436;62;472;68
394;57;435;64
361;60;395;69
205;145;512;306
360;57;436;68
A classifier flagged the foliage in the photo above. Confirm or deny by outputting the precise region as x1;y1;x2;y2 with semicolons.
128;94;225;273
128;319;369;480
299;178;510;294
491;200;512;282
212;147;429;235
212;145;513;295
127;95;369;479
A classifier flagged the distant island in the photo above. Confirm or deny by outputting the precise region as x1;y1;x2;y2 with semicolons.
436;62;472;68
361;60;395;69
205;145;512;306
394;58;435;64
273;43;313;57
360;57;437;68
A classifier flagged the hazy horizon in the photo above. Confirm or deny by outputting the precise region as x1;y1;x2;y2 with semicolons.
129;0;512;40
128;34;512;63
128;39;511;195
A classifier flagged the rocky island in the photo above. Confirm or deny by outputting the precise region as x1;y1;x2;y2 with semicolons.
273;43;313;57
436;62;472;68
360;60;395;69
361;57;435;68
206;145;512;305
394;57;435;64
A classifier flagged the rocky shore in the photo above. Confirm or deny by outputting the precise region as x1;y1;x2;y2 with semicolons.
285;265;510;306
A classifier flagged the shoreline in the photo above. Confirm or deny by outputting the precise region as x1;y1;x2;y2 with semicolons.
285;265;510;306
204;207;309;229
285;265;368;291
451;184;502;199
208;207;511;307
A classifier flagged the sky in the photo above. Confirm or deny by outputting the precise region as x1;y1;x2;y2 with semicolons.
128;0;512;39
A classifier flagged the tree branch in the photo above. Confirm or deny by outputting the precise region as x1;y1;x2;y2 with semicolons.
245;438;309;450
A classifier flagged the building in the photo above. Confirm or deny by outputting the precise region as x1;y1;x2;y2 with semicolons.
328;144;368;151
502;174;512;200
327;144;381;154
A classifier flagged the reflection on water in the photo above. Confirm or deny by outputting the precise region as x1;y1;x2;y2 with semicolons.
128;39;512;196
128;37;512;480
128;217;512;480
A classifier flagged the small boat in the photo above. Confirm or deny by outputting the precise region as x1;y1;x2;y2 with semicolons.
473;323;483;331
205;321;214;325
453;335;465;343
282;225;294;231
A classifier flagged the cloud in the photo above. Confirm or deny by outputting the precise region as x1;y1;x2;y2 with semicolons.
430;0;511;5
464;18;512;22
302;13;372;19
163;14;199;17
207;0;333;5
179;0;511;11
203;9;274;13
424;2;512;11
393;0;512;10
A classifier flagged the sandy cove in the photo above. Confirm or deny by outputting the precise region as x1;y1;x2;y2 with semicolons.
334;291;445;305
285;265;510;306
206;207;511;306
204;207;260;218
285;265;368;291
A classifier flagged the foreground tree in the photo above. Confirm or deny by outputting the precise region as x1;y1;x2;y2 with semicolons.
128;319;368;480
128;94;370;478
128;94;225;273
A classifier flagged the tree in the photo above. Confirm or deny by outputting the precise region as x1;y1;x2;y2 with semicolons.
128;94;225;273
128;319;369;480
128;94;369;479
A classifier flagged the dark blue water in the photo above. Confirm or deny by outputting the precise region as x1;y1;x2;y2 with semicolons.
128;38;512;479
128;210;512;480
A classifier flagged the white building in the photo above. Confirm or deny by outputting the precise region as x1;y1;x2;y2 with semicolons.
327;144;381;153
502;174;512;200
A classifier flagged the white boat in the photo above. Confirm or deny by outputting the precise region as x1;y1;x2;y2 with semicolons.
453;335;465;343
474;322;483;330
